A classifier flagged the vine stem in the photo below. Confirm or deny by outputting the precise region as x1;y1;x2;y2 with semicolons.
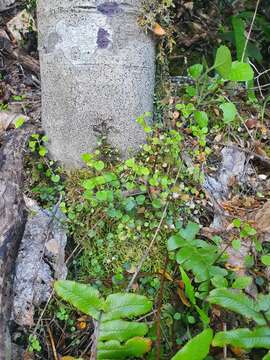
126;168;181;292
126;202;169;292
241;0;261;62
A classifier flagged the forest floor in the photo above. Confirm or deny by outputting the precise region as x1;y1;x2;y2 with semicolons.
1;1;270;360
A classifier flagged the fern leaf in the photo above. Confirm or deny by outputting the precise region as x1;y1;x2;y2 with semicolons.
99;320;148;342
97;337;152;359
54;280;105;320
102;293;153;322
208;288;266;325
213;327;270;349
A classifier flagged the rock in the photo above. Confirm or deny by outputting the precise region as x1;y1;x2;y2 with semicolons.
7;10;36;43
12;198;67;327
0;0;15;12
37;0;155;167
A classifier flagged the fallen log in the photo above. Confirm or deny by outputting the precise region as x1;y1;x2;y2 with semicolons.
0;125;36;360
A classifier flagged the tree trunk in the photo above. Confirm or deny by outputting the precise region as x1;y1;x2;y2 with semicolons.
37;0;155;167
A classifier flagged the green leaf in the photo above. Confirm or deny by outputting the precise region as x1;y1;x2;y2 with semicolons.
125;197;137;211
99;320;148;342
96;190;112;202
176;245;216;282
232;16;246;61
263;351;270;360
194;111;208;129
179;222;200;241
188;64;203;80
81;153;92;163
180;267;195;305
51;175;60;183
15;116;25;128
228;61;254;81
211;276;228;288
54;281;105;320
232;239;241;250
97;337;152;359
171;329;213;360
213;327;270;349
262;255;270;266
219;102;237;123
214;45;232;78
208;288;266;325
95;161;105;171
102;293;153;322
167;234;186;251
83;179;96;190
232;276;252;289
39;146;48;157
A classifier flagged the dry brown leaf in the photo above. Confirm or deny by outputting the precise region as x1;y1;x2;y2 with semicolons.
152;23;166;36
177;287;191;307
245;118;258;129
183;2;194;10
158;270;173;282
255;201;270;233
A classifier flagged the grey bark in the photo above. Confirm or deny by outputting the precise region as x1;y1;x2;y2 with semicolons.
0;0;15;12
0;126;35;360
13;198;67;328
37;0;155;167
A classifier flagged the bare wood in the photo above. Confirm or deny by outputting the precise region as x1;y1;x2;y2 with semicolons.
0;125;36;359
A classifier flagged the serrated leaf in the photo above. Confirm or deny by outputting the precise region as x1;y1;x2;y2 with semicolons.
176;245;217;282
54;281;105;320
171;329;213;360
99;320;148;342
228;61;254;81
214;45;232;78
208;288;266;325
102;293;153;322
97;337;152;359
213;327;270;349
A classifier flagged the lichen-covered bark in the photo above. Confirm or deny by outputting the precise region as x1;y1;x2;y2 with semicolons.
0;126;35;360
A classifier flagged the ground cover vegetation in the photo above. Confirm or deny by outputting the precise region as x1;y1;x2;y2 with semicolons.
3;0;270;359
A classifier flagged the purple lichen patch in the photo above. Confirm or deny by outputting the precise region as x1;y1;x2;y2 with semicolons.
97;28;110;49
97;2;121;16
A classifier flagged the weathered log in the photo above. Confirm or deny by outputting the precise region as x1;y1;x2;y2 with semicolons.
0;35;40;75
0;125;36;360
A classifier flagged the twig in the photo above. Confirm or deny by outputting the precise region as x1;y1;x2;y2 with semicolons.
126;203;169;292
156;256;169;360
241;0;261;62
47;322;58;360
126;169;181;292
223;323;227;360
90;313;102;360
